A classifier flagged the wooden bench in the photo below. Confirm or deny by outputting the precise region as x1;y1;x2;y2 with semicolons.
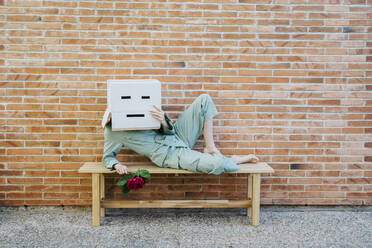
78;162;274;226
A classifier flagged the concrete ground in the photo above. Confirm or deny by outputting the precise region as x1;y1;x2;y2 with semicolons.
0;206;371;248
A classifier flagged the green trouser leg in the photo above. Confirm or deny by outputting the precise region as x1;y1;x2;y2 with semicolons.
163;94;240;175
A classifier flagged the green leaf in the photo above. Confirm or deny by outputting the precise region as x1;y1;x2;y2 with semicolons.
140;170;150;178
117;173;134;186
122;185;130;194
117;178;126;186
124;174;133;180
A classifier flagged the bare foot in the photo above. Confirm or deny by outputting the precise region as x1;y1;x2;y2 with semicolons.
230;154;259;164
203;146;222;155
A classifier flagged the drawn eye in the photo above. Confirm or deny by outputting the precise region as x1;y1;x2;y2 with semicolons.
121;96;131;99
126;114;145;118
141;96;150;99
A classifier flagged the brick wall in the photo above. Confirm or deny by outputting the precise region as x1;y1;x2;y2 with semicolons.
0;0;371;206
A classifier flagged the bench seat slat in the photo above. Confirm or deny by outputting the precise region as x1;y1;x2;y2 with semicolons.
102;199;252;208
78;162;274;174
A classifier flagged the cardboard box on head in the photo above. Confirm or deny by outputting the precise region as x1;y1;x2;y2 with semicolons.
102;79;162;131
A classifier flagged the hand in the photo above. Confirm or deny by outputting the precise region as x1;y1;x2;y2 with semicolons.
149;105;165;123
114;163;129;175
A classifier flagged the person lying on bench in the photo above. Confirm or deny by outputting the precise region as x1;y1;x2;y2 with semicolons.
102;94;259;175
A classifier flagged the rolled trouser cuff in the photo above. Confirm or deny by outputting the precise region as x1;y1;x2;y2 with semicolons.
207;155;240;175
223;157;240;172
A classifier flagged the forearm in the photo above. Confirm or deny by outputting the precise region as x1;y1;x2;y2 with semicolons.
102;126;123;170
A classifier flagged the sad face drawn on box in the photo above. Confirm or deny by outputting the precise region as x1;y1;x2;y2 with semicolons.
102;79;162;131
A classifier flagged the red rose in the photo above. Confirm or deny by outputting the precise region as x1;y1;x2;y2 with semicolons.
126;176;145;190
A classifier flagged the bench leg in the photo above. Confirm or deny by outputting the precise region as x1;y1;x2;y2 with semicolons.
246;174;252;217
251;173;261;226
100;174;105;217
92;173;100;226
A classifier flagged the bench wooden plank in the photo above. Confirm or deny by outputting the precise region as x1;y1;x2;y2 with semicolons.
251;174;261;226
101;199;252;208
78;161;274;174
92;173;100;226
100;174;105;217
247;174;252;217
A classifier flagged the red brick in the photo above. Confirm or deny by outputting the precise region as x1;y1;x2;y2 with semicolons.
347;192;372;198
25;185;61;192
0;200;25;206
290;192;322;198
0;185;24;191
44;192;79;199
289;178;323;184
7;192;42;199
168;185;201;192
185;192;219;199
25;200;62;205
0;170;23;176
7;15;41;22
7;178;43;184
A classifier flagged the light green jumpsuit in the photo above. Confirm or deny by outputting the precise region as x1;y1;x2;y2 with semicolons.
102;94;240;175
